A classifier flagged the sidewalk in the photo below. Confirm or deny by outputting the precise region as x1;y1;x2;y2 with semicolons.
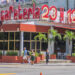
0;63;75;67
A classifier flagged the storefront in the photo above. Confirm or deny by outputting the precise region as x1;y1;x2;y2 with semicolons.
0;21;75;56
0;4;75;56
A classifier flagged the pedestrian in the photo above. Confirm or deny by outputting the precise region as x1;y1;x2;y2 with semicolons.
23;47;27;63
31;50;35;65
46;49;49;64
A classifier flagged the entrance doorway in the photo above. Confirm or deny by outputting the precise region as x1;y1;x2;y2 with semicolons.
54;35;66;59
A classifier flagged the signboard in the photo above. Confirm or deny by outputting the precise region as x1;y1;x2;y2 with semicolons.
0;3;75;24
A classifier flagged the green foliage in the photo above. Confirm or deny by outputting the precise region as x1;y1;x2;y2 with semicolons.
34;32;47;42
53;53;56;55
0;51;2;56
63;30;75;41
29;51;32;56
39;52;43;56
72;53;75;57
6;51;18;56
48;29;61;41
35;52;39;57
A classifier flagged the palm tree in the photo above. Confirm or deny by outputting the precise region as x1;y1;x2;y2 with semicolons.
48;28;61;54
34;32;47;52
63;30;75;55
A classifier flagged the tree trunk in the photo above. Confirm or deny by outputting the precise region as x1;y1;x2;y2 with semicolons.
48;34;52;54
40;41;41;53
69;40;72;56
66;38;69;54
48;27;54;55
35;40;37;52
51;40;54;54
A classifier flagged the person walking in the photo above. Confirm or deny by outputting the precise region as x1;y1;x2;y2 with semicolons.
46;49;49;64
31;50;35;65
23;47;27;63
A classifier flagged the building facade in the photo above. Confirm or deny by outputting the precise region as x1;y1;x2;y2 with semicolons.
0;0;75;57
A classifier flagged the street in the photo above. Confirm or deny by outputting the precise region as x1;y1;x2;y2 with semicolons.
0;63;75;75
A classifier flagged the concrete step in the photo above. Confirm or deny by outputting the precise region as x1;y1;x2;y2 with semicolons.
40;59;72;63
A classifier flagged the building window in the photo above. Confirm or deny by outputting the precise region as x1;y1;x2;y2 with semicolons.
24;42;30;50
15;42;20;50
0;32;4;40
37;42;40;49
15;32;20;40
9;42;14;50
31;42;35;50
4;32;8;40
42;42;48;51
3;42;8;50
0;42;3;50
0;32;48;51
0;42;8;50
10;32;14;40
31;33;38;40
24;32;30;40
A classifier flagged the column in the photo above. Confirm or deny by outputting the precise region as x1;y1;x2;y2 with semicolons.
48;33;51;54
48;32;54;55
48;26;54;55
19;32;24;56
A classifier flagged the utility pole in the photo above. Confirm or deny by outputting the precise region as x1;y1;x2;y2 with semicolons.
67;0;69;10
74;0;75;8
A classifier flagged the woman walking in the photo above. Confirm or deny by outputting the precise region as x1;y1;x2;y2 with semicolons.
31;50;35;65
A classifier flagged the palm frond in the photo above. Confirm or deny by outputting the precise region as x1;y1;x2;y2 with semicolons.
34;32;47;42
48;29;61;41
63;30;75;41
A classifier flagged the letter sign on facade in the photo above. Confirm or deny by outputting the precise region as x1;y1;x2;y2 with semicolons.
0;4;75;24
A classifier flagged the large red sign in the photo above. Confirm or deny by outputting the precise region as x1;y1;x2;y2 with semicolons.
0;3;75;23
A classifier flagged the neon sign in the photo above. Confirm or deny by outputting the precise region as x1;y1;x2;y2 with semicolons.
0;3;75;24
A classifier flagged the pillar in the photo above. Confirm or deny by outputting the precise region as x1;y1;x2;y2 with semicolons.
20;32;24;56
48;33;51;54
48;26;54;55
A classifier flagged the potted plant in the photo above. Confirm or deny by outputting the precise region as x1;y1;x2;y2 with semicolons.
66;54;71;60
2;51;18;63
71;53;75;62
63;30;75;56
34;52;40;63
48;28;61;56
39;53;45;60
50;53;56;59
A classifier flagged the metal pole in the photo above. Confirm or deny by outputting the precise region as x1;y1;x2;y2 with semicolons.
67;0;68;10
74;0;75;8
